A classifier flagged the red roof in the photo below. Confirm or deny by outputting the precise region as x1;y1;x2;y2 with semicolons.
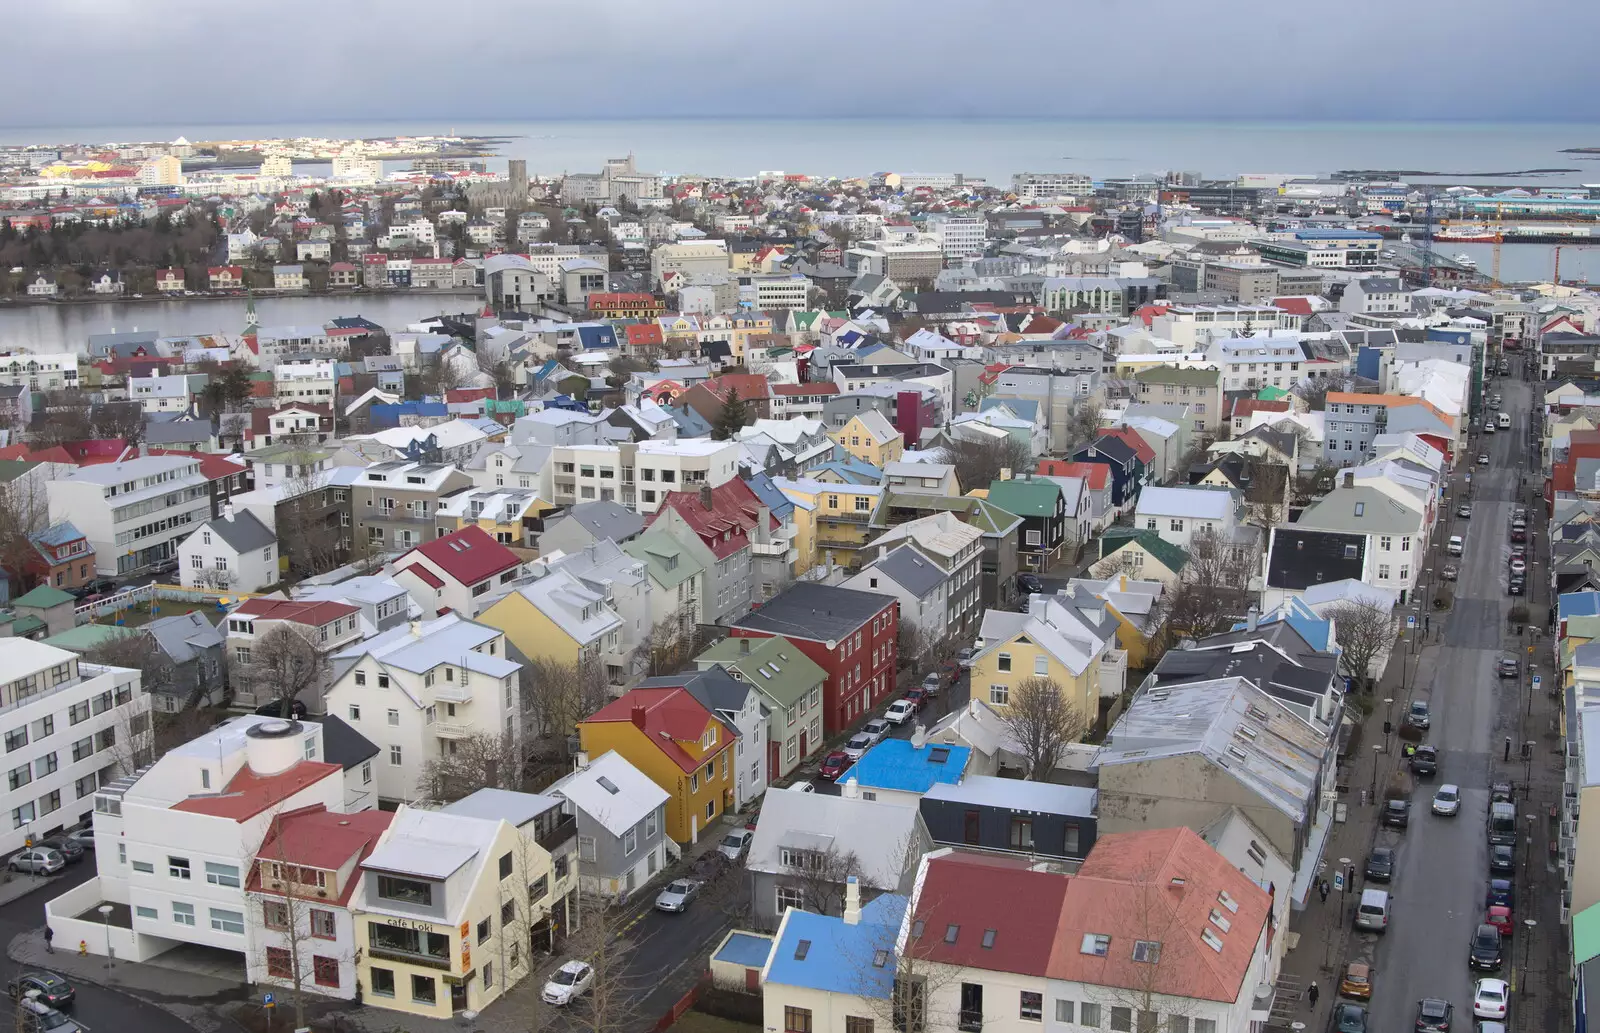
909;853;1069;976
585;687;720;773
446;387;495;404
234;597;359;628
250;805;393;904
1096;427;1157;464
647;478;778;560
704;373;771;402
771;382;839;396
1134;303;1171;328
588;292;658;309
144;450;245;483
624;323;664;347
403;525;520;586
400;564;444;589
171;760;341;821
1232;398;1291;421
1036;459;1110;490
1271;297;1314;317
208;265;243;277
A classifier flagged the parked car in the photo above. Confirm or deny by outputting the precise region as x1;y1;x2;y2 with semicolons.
1485;905;1514;937
6;973;75;1010
1469;924;1504;970
653;879;702;913
1496;656;1519;678
65;828;95;851
1473;978;1508;1020
8;848;63;876
1407;700;1432;729
717;829;753;863
842;733;873;761
956;647;976;668
920;672;942;697
786;781;815;794
819;751;851;780
67;578;116;600
1508;558;1527;576
36;837;83;865
1415;997;1453;1032
1339;961;1372;1000
1433;784;1461;816
862;718;891;745
541;961;595;1006
1016;573;1043;595
1448;536;1465;555
1486;879;1516;909
17;998;84;1033
1365;846;1395;882
1489;844;1515;873
904;687;930;710
1458;504;1472;518
1410;744;1438;778
1332;1003;1369;1033
1492;782;1514;803
1508;577;1525;596
1442;564;1459;581
884;700;918;726
1383;799;1411;828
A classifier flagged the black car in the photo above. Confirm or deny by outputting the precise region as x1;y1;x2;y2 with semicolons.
1469;924;1503;970
6;973;74;1010
68;578;117;600
1496;656;1519;679
1508;577;1525;596
1489;844;1515;873
1410;745;1438;778
1365;846;1395;882
1486;879;1515;909
1383;799;1411;828
1332;1003;1369;1033
1016;573;1043;595
1415;997;1453;1032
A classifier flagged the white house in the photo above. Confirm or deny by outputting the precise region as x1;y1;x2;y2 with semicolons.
1133;484;1241;552
273;359;338;407
225;598;365;711
129;373;195;414
178;508;279;592
390;526;526;620
323;614;523;808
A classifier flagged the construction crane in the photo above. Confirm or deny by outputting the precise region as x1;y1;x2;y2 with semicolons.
1491;201;1505;288
1419;191;1435;287
1554;244;1598;286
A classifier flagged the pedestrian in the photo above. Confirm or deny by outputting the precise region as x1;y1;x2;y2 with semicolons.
1318;879;1329;903
1308;982;1319;1009
43;926;52;954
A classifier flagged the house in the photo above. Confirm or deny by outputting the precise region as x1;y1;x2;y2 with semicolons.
1134;365;1222;438
986;474;1068;572
638;667;767;809
837;732;972;807
830;410;904;466
209;265;246;290
577;686;738;845
919;776;1098;861
645;481;767;624
746;780;928;928
178;508;279;593
142;610;228;712
352;461;475;556
1133;485;1242;553
156;268;185;293
777;478;884;570
273;264;306;291
538;501;646;556
322;613;520;807
26;521;95;593
439;787;580;953
48;455;213;575
693;635;829;783
1288;476;1430;604
391;526;525;619
869;494;1024;612
854;512;985;643
1070;434;1147;512
292;576;414;636
759;888;907;1033
544;751;670;901
225;597;364;711
729;582;899;735
842;543;975;649
1037;460;1115;532
970;588;1127;738
477;567;625;688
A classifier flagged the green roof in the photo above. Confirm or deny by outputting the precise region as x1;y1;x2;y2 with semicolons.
694;636;824;709
1257;386;1291;401
7;614;45;637
14;585;77;609
1099;527;1189;574
1134;366;1219;386
622;526;705;589
42;624;134;652
985;478;1063;518
872;493;1021;536
0;460;41;485
1577;902;1600;964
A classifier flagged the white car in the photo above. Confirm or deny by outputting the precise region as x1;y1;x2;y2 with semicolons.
1448;535;1464;556
861;718;891;745
1473;977;1509;1019
1509;558;1527;576
1432;783;1460;816
542;960;594;1006
786;781;815;793
717;829;753;863
884;700;918;725
1479;452;1491;463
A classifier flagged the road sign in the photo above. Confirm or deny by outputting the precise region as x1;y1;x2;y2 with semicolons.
264;993;275;1008
1333;872;1345;891
1533;675;1542;689
1407;615;1417;629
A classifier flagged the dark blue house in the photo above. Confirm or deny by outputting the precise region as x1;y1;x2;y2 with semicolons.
919;776;1097;861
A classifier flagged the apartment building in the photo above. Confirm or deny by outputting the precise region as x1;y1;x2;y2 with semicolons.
274;359;338;407
1133;366;1221;438
48;455;213;575
350;461;473;555
1150;304;1301;349
324;614;522;808
1214;336;1310;394
225;598;365;711
1011;171;1094;199
128;373;196;414
747;273;811;312
0;640;149;855
651;241;730;288
0;352;78;391
924;213;987;259
548;439;741;514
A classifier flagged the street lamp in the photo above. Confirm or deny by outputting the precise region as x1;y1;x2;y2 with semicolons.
1384;697;1395;737
1522;918;1538;996
97;903;113;970
1371;743;1383;799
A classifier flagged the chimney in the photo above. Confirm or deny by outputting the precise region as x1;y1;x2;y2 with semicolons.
631;705;647;730
844;876;862;926
841;776;861;799
911;723;927;749
738;637;750;655
409;620;421;637
699;483;714;510
222;502;235;522
1247;604;1260;633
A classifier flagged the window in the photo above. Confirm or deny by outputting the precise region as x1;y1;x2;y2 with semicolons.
997;653;1011;672
501;899;516;926
1009;818;1033;850
4;728;26;752
1169;519;1184;533
989;684;1009;706
169;856;191;879
370;968;395;998
623;827;637;856
1020;992;1043;1021
348;704;361;721
173;902;195;926
1064;822;1081;856
1379;535;1392;551
784;1007;814;1033
1025;529;1041;546
846;1018;874;1033
1132;940;1161;963
578;836;596;863
132;859;154;874
210;908;245;934
376;875;433;906
477;917;492;943
7;764;29;791
11;803;32;828
313;956;339;989
1034;655;1048;676
390;745;403;765
776;885;804;913
1192;1021;1215;1033
310;909;335;939
411;975;436;1005
1080;1004;1102;1028
135;905;157;920
266;947;292;978
1055;1001;1075;1024
1111;1007;1133;1032
205;862;241;888
1168;1017;1190;1033
1378;564;1390;579
1081;933;1110;956
361;761;372;785
40;790;58;815
263;901;289;929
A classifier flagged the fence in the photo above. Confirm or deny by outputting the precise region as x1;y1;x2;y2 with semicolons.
74;583;261;625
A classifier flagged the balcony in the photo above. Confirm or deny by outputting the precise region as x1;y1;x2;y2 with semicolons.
433;721;473;739
432;683;472;704
822;510;873;524
535;814;578;853
366;945;453;971
750;540;789;557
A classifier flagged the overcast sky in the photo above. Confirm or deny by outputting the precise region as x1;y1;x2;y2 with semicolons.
10;0;1600;127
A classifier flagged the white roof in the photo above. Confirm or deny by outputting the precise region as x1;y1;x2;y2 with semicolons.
547;751;668;837
637;438;737;457
509;569;623;646
850;409;898;443
364;418;488;453
363;806;496;883
61;454;195;484
1135;485;1235;521
334;613;518;685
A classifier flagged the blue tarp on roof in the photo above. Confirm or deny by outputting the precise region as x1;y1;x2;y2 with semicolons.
369;401;448;428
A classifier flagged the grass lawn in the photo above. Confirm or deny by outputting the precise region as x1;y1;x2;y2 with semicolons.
95;598;222;629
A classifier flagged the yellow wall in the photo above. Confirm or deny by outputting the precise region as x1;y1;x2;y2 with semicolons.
830;416;904;466
970;635;1098;731
477;591;582;667
578;715;734;843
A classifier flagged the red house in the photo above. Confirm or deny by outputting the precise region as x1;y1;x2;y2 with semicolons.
728;582;898;735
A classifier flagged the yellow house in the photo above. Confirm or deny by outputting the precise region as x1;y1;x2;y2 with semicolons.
969;591;1126;730
577;686;736;844
1069;573;1167;669
777;480;882;568
477;571;623;670
354;804;564;1020
829;410;904;466
438;489;558;550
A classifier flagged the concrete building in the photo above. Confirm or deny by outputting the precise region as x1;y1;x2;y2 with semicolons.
47;455;212;575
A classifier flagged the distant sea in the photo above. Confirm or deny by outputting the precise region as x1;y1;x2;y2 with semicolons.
6;117;1600;187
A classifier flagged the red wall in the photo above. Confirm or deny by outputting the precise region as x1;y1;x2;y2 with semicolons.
729;600;899;735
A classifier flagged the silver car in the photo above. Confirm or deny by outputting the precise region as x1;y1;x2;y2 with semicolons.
8;849;64;876
1432;784;1461;816
654;879;702;913
717;829;753;863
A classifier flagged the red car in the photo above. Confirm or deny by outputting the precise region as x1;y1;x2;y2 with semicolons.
905;688;929;710
819;751;851;780
1486;905;1514;937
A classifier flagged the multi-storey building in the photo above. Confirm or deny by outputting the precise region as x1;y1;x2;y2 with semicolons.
48;455;213;575
350;461;473;555
1011;171;1094;199
225;598;365;711
547;439;741;514
0;352;78;391
273;358;338;407
923;213;987;260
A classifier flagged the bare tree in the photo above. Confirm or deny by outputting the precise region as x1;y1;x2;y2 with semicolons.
1325;597;1398;693
1084;879;1210;1033
0;470;53;588
522;656;608;760
1241;456;1290;527
998;677;1088;780
418;730;522;803
251;810;356;1029
85;631;177;702
931;436;1032;495
1158;528;1254;641
242;623;328;717
1056;397;1104;455
779;844;864;921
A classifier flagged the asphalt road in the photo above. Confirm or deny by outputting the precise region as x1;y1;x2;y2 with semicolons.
0;857;193;1033
1363;373;1533;1032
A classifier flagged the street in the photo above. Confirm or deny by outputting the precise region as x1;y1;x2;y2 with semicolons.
1358;371;1550;1032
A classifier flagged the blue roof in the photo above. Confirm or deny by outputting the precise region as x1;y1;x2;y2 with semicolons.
30;521;87;549
743;471;796;521
1231;598;1334;653
714;932;774;969
1563;592;1600;621
839;739;971;794
1293;229;1382;240
576;325;617;349
811;457;883;485
765;892;906;996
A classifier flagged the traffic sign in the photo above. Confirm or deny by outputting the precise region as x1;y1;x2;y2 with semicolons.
1406;615;1417;629
264;993;275;1008
1533;675;1542;689
1333;872;1345;891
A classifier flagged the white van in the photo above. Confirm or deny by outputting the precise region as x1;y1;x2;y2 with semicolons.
1354;888;1390;932
1447;535;1464;555
1498;412;1512;429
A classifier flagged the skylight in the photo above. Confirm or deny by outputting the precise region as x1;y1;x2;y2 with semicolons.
1081;933;1110;957
981;929;996;950
794;939;811;961
596;776;619;795
944;924;960;943
1217;890;1239;913
1200;928;1224;953
1132;940;1161;964
1209;909;1231;933
929;747;951;764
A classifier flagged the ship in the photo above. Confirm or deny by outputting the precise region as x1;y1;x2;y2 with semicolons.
1455;253;1478;268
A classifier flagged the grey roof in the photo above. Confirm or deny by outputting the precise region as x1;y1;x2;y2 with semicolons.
1096;676;1327;824
746;790;924;890
922;774;1096;816
144;420;212;444
640;667;752;729
558;500;645;543
871;544;949;598
441;787;564;827
204;510;277;554
303;713;379;769
144;610;223;665
1358;276;1403;293
732;582;892;643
